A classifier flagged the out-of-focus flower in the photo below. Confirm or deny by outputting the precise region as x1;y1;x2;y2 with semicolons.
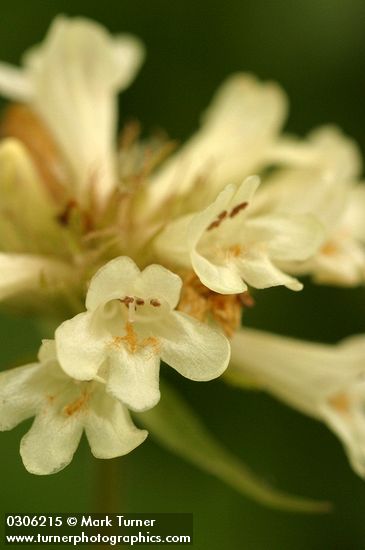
0;139;78;308
267;125;362;182
155;176;324;293
0;16;144;204
228;328;365;478
145;73;288;210
0;340;147;475
290;183;365;286
252;128;365;286
0;17;145;316
56;256;230;411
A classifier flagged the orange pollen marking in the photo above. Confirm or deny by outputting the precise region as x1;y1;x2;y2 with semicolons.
141;336;161;355
329;392;350;414
122;322;139;353
64;390;90;417
321;241;338;256
111;335;124;349
229;201;248;218
135;297;145;305
150;299;161;307
111;323;160;356
227;244;242;257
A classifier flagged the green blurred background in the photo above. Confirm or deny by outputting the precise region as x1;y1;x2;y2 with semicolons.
1;1;365;548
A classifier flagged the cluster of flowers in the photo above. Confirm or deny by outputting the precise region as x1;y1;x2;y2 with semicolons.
0;16;364;506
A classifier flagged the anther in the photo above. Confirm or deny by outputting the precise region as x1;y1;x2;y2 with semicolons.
207;210;229;231
229;202;248;218
150;299;161;307
120;296;135;308
120;296;134;304
207;220;221;231
135;298;145;305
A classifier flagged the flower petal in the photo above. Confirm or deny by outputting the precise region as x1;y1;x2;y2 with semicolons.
244;214;324;262
0;364;43;430
0;139;68;254
191;249;246;294
107;348;161;412
153;214;193;268
252;170;348;232
309;239;365;286
134;264;182;309
188;177;260;248
0;62;32;100
112;34;145;91
228;328;361;416
56;311;106;380
157;202;232;271
38;339;58;364
85;387;147;458
187;184;236;246
237;253;303;291
86;256;140;311
20;406;84;475
343;185;365;242
0;253;72;302
320;385;365;479
158;311;230;381
23;16;142;202
267;125;362;181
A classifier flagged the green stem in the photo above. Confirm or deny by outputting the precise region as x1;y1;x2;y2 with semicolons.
94;458;121;513
94;459;121;549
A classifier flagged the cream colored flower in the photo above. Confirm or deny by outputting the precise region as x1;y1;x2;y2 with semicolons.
297;185;365;286
0;340;147;475
0;139;77;304
229;328;365;478
0;16;144;204
145;73;288;211
267;125;362;182
155;176;324;294
56;256;230;411
252;129;365;286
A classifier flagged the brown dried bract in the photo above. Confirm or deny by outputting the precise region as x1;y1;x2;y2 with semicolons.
178;272;254;337
0;103;68;201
